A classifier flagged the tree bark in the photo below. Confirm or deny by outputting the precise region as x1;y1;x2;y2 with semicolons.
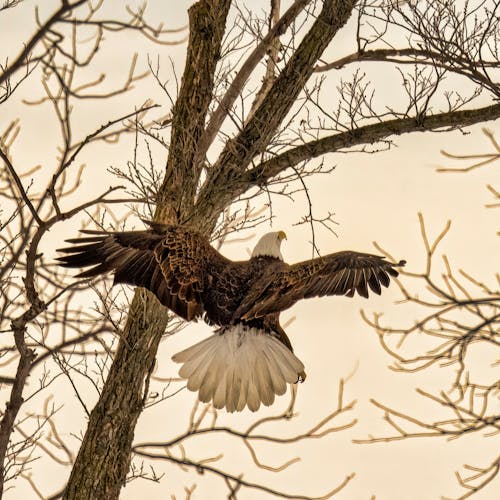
63;290;168;499
196;0;359;224
158;0;232;221
248;102;500;184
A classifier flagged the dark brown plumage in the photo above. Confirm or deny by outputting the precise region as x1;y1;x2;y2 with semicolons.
57;222;405;412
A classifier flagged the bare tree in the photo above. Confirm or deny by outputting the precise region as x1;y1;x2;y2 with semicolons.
1;0;500;499
360;128;499;499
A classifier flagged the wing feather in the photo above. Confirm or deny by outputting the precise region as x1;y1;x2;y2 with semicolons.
240;251;405;320
56;224;228;321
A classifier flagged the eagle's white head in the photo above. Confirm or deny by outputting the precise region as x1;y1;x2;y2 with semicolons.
251;231;286;260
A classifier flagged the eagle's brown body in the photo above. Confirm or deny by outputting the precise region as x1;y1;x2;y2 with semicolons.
200;255;287;326
57;222;405;412
202;255;294;350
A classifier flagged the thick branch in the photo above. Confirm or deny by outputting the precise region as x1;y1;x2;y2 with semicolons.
157;0;232;222
196;0;358;226
245;102;500;186
193;0;311;166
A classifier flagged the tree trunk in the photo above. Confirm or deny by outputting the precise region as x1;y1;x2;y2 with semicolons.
63;1;232;497
63;290;169;499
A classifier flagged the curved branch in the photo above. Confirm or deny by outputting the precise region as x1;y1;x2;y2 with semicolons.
314;48;500;72
133;451;355;500
0;0;88;87
246;103;500;186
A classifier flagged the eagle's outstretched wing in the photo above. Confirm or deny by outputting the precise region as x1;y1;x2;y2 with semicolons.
236;251;405;320
56;224;227;321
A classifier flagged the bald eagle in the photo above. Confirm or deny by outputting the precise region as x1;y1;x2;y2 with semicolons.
57;222;405;412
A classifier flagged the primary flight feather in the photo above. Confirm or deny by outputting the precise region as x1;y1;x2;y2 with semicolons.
57;222;405;412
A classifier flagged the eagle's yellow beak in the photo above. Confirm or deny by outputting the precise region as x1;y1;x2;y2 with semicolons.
278;231;287;241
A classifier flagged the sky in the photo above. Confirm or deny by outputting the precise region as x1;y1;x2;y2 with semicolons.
1;1;499;499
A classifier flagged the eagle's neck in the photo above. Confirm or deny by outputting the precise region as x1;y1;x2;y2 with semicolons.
252;254;283;263
251;234;283;260
252;251;283;261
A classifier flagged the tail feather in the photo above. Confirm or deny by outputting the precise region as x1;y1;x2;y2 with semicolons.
266;341;302;383
254;355;275;407
225;365;241;412
213;372;228;409
235;369;249;412
246;371;261;412
262;350;287;396
242;346;260;411
178;347;213;381
172;325;305;412
177;338;219;386
198;349;227;403
173;334;217;363
185;347;217;392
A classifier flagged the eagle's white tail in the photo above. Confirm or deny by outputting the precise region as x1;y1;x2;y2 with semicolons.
172;325;305;412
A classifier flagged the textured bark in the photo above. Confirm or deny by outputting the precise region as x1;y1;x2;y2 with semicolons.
247;102;500;185
158;0;232;222
195;0;359;225
63;290;168;499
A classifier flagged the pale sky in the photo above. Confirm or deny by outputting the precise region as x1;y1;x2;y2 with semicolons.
1;1;499;499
